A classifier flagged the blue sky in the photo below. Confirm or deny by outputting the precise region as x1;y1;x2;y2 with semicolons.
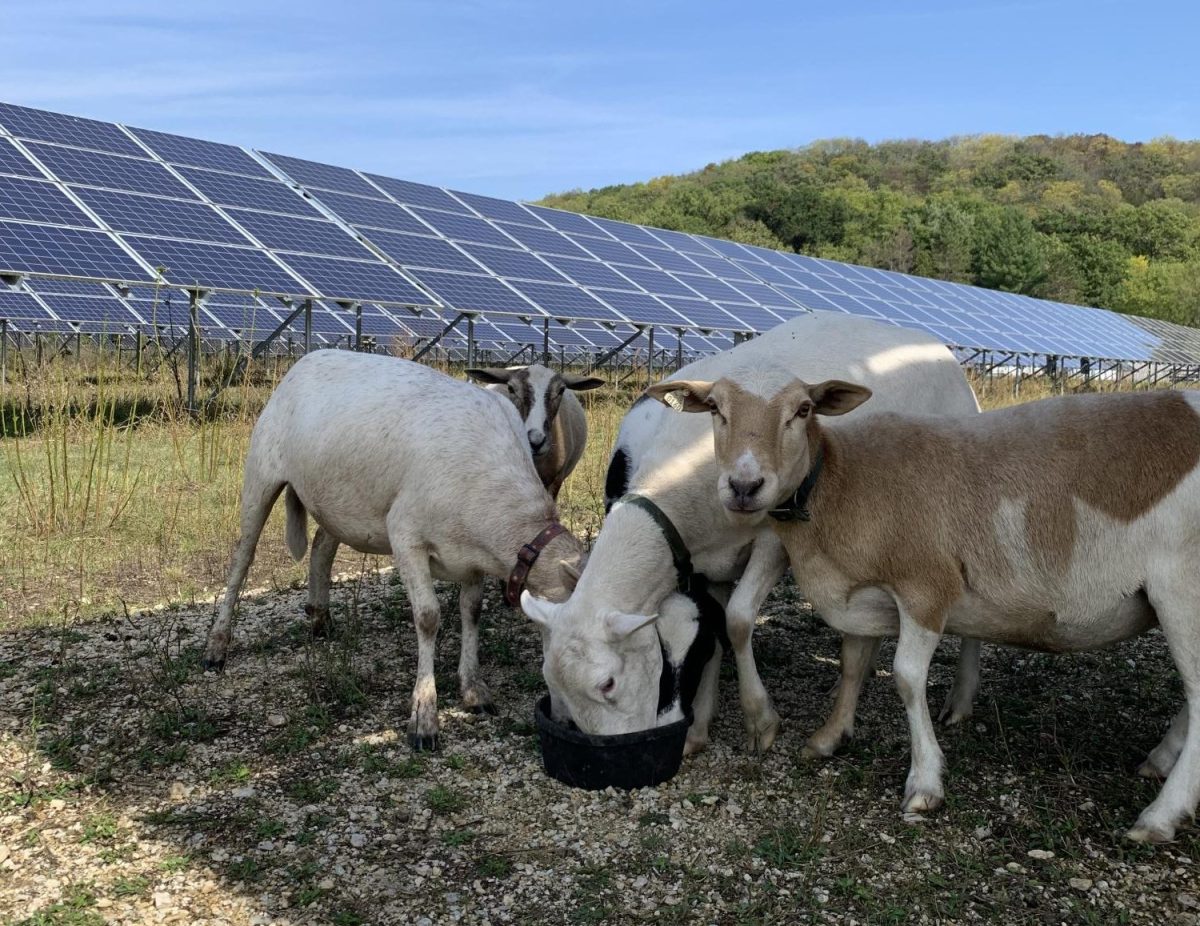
3;0;1197;200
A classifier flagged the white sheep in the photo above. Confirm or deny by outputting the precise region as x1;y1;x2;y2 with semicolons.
653;370;1200;842
520;312;984;754
203;351;585;750
466;365;604;498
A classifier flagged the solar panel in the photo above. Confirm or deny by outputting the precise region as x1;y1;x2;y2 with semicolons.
261;152;379;198
457;243;567;283
27;143;195;198
313;190;428;233
0;220;149;280
124;236;301;293
0;139;42;179
226;208;375;259
360;230;480;273
678;273;755;303
0;175;96;227
494;222;594;258
451;191;545;226
506;280;624;321
586;216;663;247
631;245;702;274
592;290;687;326
409;207;514;247
717;304;785;332
128;126;271;178
37;294;142;328
0;103;1198;365
569;234;656;268
364;175;470;213
405;269;536;316
544;254;639;291
0;102;144;156
279;254;433;305
202;300;281;333
26;278;115;296
73;187;250;244
614;265;700;299
177;167;321;217
0;290;53;320
657;296;743;330
525;204;609;238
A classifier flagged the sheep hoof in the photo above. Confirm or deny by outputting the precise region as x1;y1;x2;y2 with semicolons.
937;700;973;727
408;732;441;752
304;605;333;637
1127;822;1175;843
1137;759;1168;780
465;703;497;716
202;655;226;673
901;790;944;814
683;734;709;757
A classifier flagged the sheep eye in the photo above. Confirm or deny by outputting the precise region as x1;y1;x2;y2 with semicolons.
599;677;615;697
794;404;811;420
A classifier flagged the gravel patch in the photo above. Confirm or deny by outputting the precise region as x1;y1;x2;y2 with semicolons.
1;567;1197;924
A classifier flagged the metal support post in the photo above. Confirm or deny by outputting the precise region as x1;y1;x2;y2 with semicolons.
35;331;42;366
303;298;313;354
0;319;7;386
186;289;201;413
542;317;551;364
466;315;476;368
412;312;468;361
588;326;645;371
354;303;363;351
674;328;684;371
135;330;144;376
646;326;655;386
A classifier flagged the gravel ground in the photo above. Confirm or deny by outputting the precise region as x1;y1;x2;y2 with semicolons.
2;567;1199;925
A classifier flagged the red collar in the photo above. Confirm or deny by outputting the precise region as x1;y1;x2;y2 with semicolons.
505;522;570;607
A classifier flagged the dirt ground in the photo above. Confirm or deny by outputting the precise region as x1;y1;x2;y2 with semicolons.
2;567;1199;925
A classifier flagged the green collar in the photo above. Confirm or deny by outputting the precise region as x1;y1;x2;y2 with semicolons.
615;494;696;595
768;445;824;523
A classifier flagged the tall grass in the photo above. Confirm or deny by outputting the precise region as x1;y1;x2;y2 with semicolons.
0;345;1188;630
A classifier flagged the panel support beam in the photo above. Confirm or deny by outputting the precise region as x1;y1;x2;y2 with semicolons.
412;312;469;361
589;325;645;371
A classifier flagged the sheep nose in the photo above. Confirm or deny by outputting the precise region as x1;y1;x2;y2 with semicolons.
528;430;547;453
728;477;764;505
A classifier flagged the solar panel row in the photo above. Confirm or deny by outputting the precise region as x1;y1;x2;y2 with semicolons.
0;101;1198;366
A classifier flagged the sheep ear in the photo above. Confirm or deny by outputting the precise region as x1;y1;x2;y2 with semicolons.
604;610;658;641
562;373;606;391
809;380;872;416
643;379;715;413
520;590;562;628
466;367;513;385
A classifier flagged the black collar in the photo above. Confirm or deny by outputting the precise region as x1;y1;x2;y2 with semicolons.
769;444;824;523
614;494;696;595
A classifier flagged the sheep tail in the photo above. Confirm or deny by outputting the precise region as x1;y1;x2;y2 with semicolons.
284;485;309;561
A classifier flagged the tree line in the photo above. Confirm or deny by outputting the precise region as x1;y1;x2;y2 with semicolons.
539;135;1200;327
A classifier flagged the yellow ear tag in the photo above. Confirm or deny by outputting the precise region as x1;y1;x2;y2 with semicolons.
664;391;684;412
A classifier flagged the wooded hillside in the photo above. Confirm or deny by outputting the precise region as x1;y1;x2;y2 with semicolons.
540;136;1200;326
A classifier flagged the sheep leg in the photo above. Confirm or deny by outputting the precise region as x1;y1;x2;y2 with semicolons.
938;637;983;726
393;546;443;751
305;527;339;637
684;643;723;756
1139;705;1189;780
894;606;946;814
1129;578;1200;842
457;576;495;714
725;533;788;755
802;634;882;759
203;474;285;670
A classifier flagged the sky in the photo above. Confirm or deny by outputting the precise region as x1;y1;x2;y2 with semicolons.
3;0;1198;201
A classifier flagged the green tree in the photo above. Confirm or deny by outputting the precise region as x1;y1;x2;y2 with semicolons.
971;207;1048;293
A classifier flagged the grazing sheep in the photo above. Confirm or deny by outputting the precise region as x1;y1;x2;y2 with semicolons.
657;371;1200;842
203;351;585;750
520;312;984;753
466;365;604;498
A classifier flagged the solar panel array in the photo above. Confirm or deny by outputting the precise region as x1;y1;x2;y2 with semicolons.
0;101;1198;367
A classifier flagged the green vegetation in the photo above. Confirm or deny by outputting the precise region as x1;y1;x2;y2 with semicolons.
541;134;1200;325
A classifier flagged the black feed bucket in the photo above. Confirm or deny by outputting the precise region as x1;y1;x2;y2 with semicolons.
534;695;692;790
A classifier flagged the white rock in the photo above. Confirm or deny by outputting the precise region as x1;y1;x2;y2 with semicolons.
232;787;256;799
1069;878;1094;891
1027;849;1055;861
350;833;366;848
267;714;287;727
153;891;172;909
